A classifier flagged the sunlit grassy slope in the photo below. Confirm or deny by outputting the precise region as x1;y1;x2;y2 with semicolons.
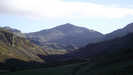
0;28;47;62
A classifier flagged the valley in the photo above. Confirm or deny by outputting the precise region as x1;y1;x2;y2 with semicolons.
0;23;133;75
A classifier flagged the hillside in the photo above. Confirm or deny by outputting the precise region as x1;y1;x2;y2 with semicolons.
0;28;47;62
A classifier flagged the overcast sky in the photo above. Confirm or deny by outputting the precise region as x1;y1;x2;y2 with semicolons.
0;0;133;34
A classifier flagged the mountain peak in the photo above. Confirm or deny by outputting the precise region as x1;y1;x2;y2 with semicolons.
53;23;80;32
55;23;100;33
63;23;74;26
59;23;76;28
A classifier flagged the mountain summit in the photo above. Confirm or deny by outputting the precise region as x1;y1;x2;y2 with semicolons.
53;23;96;33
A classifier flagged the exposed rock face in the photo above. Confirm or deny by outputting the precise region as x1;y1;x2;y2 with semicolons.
2;26;26;37
1;31;15;46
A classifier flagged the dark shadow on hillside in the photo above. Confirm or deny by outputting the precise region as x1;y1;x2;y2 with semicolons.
38;54;87;66
0;58;46;73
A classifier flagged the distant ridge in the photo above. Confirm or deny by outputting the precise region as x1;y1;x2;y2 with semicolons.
101;23;133;41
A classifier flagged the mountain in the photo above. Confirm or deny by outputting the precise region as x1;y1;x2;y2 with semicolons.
0;28;47;62
26;23;103;51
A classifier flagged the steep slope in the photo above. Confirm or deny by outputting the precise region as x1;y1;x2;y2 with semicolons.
0;28;47;62
27;23;103;51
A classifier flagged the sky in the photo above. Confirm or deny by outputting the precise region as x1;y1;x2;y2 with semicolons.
0;0;133;34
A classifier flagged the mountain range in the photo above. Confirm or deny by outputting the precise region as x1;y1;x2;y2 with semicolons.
0;22;133;74
4;23;133;52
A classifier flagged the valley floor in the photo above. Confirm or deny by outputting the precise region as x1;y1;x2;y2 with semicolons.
1;59;133;75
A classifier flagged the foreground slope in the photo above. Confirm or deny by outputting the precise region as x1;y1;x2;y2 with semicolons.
0;28;47;62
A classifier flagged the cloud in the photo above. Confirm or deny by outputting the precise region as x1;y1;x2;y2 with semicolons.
0;0;133;19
